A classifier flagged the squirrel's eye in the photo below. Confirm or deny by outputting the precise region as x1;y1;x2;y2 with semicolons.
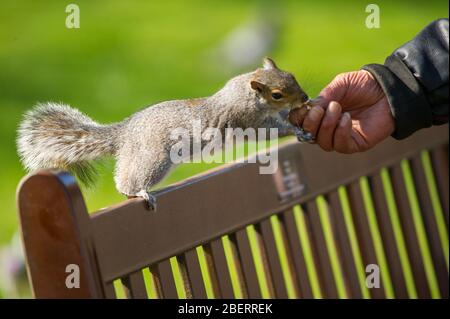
271;92;283;100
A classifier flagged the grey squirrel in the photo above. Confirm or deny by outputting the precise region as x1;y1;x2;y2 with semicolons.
17;58;311;208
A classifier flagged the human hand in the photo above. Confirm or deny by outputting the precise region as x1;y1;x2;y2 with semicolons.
288;70;395;153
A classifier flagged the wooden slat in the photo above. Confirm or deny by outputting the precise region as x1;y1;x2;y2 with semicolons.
327;191;363;298
149;265;163;298
390;165;431;298
156;259;179;299
201;245;221;298
235;230;262;298
410;156;449;298
183;249;207;298
305;201;339;298
176;255;193;298
225;235;249;298
259;219;289;298
122;270;148;299
430;145;449;231
274;215;302;298
253;224;276;298
103;282;117;299
208;239;234;298
282;209;314;298
346;182;385;299
369;174;409;298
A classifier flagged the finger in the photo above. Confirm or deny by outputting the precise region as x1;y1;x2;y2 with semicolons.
301;106;325;138
333;112;358;154
316;101;342;151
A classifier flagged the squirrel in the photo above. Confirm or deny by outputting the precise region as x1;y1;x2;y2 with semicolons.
17;57;311;209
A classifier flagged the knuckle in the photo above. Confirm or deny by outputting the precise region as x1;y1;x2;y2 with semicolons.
334;73;346;82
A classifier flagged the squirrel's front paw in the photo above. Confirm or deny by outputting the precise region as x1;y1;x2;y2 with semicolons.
135;190;157;211
294;127;316;144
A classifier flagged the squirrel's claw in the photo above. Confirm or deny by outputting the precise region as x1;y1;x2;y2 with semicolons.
135;190;157;211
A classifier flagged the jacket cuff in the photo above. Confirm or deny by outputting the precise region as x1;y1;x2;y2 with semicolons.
362;58;433;139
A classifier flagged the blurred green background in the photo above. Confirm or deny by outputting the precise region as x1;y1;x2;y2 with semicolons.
0;0;447;297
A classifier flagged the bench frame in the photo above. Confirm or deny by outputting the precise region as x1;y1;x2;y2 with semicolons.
17;125;449;298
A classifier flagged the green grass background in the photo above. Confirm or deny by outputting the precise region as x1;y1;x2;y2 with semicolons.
0;0;448;297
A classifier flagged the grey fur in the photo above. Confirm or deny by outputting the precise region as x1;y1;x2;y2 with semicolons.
17;58;308;197
17;103;121;185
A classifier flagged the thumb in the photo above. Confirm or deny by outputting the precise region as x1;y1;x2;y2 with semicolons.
313;74;348;108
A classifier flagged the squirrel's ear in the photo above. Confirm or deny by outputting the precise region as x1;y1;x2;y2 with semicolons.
263;57;278;70
251;80;265;93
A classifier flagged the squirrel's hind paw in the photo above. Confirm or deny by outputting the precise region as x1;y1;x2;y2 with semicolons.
134;190;157;211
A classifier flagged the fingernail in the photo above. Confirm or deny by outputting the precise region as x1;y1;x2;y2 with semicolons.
340;112;351;127
329;101;341;113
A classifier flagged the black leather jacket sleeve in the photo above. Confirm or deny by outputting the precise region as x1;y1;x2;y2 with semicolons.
362;18;449;140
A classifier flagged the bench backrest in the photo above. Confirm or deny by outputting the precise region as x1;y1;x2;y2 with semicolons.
17;125;449;298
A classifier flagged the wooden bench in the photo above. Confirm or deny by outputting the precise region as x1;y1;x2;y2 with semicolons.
16;125;449;299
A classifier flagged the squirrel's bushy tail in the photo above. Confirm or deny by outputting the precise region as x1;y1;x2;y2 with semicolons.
17;102;119;186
